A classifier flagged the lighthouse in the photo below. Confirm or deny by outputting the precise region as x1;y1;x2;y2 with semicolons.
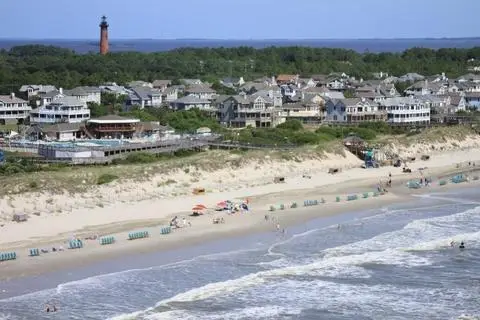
99;15;109;55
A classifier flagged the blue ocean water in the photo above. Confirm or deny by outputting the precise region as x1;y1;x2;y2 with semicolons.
1;188;480;320
1;38;480;53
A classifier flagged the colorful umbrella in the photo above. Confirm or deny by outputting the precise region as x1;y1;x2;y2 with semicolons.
195;204;207;209
192;206;205;211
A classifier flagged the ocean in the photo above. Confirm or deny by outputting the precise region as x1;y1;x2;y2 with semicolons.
1;38;480;53
1;187;480;320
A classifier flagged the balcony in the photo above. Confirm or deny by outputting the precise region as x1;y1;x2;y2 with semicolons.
37;108;90;116
0;105;32;112
0;113;29;119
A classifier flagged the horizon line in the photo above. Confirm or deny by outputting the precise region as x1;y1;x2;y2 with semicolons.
0;37;480;41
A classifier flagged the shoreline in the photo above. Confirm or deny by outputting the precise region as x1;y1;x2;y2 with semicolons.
0;161;479;283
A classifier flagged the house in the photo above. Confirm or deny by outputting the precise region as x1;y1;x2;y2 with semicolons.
99;83;130;96
325;99;347;122
302;93;326;106
464;92;480;109
276;74;299;85
127;80;152;88
42;123;84;141
64;86;101;104
0;93;32;125
405;80;446;96
184;85;217;100
19;85;58;99
125;87;163;109
162;87;178;102
321;91;345;100
381;97;430;125
456;73;480;83
326;98;385;123
86;115;140;139
217;95;277;128
251;89;283;107
326;77;346;90
169;95;212;111
38;89;64;106
398;73;425;82
30;96;90;124
239;82;273;94
281;103;323;124
221;77;245;88
180;79;202;86
152;80;172;91
297;78;316;89
280;85;297;98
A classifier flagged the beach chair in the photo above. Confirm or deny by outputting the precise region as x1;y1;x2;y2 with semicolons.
29;248;40;256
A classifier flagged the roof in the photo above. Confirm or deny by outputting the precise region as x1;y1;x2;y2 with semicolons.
39;90;62;98
64;87;88;96
130;87;162;100
185;85;216;94
152;80;172;87
88;115;140;124
19;85;57;93
303;86;330;94
276;74;298;82
140;121;167;131
173;95;211;104
0;95;28;104
342;98;363;106
49;96;86;107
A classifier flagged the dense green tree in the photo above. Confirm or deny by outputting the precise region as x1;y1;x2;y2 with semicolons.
0;45;479;95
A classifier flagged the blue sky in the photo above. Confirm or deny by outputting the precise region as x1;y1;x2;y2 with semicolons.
0;0;478;39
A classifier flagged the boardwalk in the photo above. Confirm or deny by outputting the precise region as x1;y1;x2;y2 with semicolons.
1;138;298;165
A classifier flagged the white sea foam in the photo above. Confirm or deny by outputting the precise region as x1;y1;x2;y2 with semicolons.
143;306;302;320
127;205;480;314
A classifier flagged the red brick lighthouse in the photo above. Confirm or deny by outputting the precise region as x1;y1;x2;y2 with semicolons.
99;15;109;55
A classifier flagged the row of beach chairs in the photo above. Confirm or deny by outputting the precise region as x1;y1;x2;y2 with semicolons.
2;226;173;262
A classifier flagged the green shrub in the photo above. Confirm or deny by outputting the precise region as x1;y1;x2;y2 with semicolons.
277;119;303;131
97;173;119;185
124;152;157;164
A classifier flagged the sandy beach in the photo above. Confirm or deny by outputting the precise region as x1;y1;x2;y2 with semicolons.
0;136;480;281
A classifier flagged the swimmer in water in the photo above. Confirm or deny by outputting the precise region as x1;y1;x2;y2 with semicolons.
450;240;455;247
459;241;465;249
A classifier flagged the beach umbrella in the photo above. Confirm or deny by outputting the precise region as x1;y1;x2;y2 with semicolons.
192;205;205;211
195;204;207;209
216;201;227;207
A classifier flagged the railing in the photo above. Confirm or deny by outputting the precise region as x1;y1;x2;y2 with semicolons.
33;109;90;115
0;114;29;119
0;106;31;112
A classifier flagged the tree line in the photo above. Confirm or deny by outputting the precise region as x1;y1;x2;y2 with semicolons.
1;45;480;94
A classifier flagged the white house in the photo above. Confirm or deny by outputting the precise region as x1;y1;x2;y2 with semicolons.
30;96;90;124
382;97;430;125
0;93;32;125
281;103;323;124
125;87;163;109
162;87;178;102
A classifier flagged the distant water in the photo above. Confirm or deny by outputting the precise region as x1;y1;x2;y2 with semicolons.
1;188;480;319
1;38;480;53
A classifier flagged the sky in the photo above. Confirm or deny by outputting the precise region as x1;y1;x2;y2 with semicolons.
0;0;478;39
